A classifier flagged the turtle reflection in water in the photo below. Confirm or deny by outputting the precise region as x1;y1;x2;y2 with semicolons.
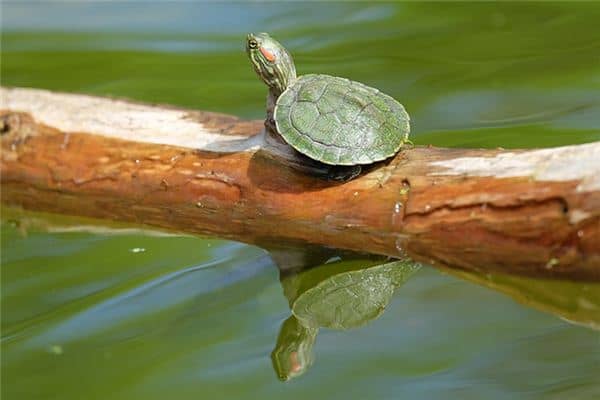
271;255;421;381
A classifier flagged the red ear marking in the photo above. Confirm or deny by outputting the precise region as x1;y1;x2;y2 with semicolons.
260;47;276;62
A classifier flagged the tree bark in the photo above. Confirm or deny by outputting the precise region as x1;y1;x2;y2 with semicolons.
1;87;599;280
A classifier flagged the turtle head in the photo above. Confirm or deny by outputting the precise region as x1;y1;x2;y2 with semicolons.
246;33;296;97
271;316;316;381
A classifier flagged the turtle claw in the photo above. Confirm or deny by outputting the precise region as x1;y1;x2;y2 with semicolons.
265;116;277;133
327;165;362;182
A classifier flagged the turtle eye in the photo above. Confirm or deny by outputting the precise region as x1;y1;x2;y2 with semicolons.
248;39;258;49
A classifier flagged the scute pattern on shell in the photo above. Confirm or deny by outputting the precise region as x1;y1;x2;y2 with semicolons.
274;74;410;165
291;263;395;329
290;260;420;330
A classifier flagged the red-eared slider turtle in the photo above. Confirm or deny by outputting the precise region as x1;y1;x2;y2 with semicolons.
246;33;411;180
271;256;421;381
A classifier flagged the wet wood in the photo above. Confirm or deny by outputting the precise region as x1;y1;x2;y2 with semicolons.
2;87;599;280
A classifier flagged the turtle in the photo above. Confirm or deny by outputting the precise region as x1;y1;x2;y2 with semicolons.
246;32;411;180
271;255;421;381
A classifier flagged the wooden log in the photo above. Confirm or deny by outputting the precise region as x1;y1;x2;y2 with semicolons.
1;87;599;280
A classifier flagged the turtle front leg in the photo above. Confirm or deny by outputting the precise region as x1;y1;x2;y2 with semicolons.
265;90;278;132
265;116;277;134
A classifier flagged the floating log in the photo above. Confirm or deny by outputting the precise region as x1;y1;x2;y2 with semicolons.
1;87;599;280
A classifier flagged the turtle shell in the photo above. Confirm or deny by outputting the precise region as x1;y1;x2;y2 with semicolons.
274;74;410;165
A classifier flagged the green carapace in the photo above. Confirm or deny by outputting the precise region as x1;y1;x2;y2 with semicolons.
246;33;410;177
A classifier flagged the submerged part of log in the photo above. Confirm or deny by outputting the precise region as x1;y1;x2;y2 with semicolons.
1;87;599;280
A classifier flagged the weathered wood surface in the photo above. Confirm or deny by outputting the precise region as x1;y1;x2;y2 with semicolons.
2;87;599;280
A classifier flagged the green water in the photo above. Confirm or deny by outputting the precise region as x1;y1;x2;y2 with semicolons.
2;2;600;398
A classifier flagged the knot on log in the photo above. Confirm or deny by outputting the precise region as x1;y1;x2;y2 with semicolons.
1;111;38;146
